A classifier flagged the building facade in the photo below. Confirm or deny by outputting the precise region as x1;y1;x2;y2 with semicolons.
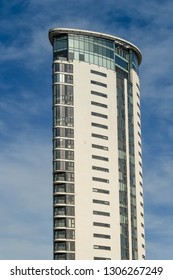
49;28;145;260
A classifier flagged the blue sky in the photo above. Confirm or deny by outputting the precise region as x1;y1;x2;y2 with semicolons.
0;0;173;260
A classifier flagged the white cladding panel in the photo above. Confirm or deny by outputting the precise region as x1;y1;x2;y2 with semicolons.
73;61;121;259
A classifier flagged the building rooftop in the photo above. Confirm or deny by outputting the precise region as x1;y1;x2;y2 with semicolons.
48;27;142;64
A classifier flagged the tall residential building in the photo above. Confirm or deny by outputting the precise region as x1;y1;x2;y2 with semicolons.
48;28;145;260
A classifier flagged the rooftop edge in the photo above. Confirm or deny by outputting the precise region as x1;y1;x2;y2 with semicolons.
48;28;142;65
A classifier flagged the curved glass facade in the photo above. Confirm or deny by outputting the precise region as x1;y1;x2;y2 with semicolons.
52;32;140;74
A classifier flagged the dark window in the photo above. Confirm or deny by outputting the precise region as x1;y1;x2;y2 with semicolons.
54;218;66;227
91;80;107;87
137;102;140;109
53;63;73;73
54;229;66;239
91;112;108;119
93;222;110;228
53;161;74;172
53;128;74;138
53;84;73;105
54;194;74;205
92;155;109;161
65;74;73;84
54;183;74;193
91;122;108;129
54;217;75;229
137;92;140;99
92;177;109;183
53;172;74;182
93;199;110;205
92;166;109;172
79;53;85;61
93;188;109;194
54;206;66;215
116;66;128;79
136;83;140;90
115;55;128;70
91;90;107;98
94;234;110;239
92;144;108;150
54;253;75;260
91;133;108;140
91;101;107;108
53;138;74;149
54;241;75;251
54;229;75;239
53;150;74;160
94;245;111;250
53;51;68;61
54;206;75;216
53;73;73;84
91;70;107;77
53;35;67;51
54;253;66;260
93;211;110;217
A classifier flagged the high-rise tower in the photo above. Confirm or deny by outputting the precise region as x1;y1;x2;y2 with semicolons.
49;28;145;260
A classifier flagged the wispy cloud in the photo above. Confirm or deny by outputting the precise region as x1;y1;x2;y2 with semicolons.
144;156;173;206
0;133;52;259
145;212;173;259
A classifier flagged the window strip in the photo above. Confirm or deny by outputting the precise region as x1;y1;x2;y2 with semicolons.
93;211;110;217
93;199;110;205
91;80;107;87
92;155;109;161
91;70;107;77
91;112;108;119
92;177;109;183
91;90;107;98
93;222;110;228
91;122;108;129
92;144;108;150
94;245;111;250
91;101;107;108
91;133;108;140
92;188;109;194
92;166;109;172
